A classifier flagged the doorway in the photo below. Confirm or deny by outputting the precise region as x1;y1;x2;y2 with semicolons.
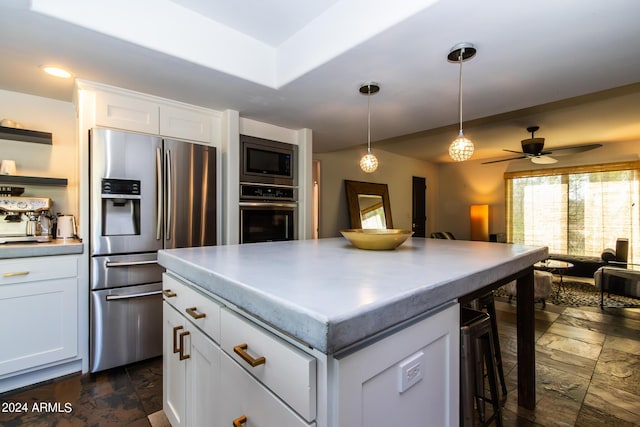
412;176;426;237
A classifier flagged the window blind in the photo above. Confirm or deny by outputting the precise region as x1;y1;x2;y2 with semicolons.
505;161;640;265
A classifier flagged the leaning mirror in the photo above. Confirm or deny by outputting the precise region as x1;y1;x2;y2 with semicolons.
345;180;393;229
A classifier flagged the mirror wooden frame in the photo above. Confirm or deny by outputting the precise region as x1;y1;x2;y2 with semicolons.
344;180;393;229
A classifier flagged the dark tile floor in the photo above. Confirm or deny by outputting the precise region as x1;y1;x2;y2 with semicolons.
0;357;166;427
1;288;639;426
493;296;640;426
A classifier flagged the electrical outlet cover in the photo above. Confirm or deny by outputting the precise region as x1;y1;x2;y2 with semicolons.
398;351;425;393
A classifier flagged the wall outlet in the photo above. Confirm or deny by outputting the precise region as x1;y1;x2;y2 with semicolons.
398;351;425;393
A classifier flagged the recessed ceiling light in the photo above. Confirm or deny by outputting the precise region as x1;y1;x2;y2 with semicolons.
42;66;73;79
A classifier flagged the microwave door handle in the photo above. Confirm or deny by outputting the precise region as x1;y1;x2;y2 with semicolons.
156;147;162;240
165;149;172;241
285;215;289;240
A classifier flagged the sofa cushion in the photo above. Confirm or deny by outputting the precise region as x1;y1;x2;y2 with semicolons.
600;248;617;262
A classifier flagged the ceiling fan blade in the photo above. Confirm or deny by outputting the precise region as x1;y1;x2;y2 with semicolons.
531;155;558;165
503;149;524;155
546;143;603;156
482;155;527;164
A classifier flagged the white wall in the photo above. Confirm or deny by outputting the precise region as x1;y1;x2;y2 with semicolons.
314;147;438;237
0;89;77;216
436;140;640;240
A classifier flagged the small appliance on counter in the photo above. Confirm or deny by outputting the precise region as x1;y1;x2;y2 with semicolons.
0;196;53;243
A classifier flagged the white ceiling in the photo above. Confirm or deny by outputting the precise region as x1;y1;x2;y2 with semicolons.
1;0;640;163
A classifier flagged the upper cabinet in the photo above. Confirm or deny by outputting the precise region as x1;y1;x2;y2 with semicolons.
95;91;159;135
93;87;220;144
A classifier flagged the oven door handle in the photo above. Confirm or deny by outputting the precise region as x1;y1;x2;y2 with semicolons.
105;290;162;301
105;260;158;268
238;202;298;208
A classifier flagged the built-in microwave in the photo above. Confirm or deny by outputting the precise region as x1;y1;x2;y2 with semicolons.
240;135;296;186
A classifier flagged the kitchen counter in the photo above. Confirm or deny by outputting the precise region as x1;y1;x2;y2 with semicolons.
0;238;84;259
158;237;547;354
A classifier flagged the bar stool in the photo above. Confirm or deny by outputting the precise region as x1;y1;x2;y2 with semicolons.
477;293;508;401
460;307;503;427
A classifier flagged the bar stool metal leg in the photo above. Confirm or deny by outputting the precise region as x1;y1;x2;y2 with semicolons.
479;293;508;400
460;307;503;427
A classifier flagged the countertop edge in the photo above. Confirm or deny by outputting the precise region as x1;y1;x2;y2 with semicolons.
0;239;84;259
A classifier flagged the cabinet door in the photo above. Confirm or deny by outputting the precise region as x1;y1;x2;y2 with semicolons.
160;105;213;143
0;277;78;376
219;352;314;427
187;324;220;427
163;303;186;427
337;304;460;427
95;91;159;134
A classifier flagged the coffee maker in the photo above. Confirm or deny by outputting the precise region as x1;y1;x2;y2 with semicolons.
0;196;53;243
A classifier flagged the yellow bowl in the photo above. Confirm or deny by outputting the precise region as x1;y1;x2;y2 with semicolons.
340;229;414;250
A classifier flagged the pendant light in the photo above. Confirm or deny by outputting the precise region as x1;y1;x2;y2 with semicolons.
447;42;477;162
359;83;380;173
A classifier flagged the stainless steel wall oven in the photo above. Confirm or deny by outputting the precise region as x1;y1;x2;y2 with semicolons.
239;182;297;244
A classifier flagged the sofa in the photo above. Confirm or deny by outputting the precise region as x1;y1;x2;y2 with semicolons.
549;238;628;278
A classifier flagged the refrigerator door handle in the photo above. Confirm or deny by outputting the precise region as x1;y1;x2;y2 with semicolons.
105;260;158;268
105;290;162;301
165;149;172;241
156;147;163;240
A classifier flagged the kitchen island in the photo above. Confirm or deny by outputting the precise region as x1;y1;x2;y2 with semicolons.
159;237;547;427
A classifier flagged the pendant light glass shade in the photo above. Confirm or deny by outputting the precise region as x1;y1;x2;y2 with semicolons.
360;153;378;172
448;43;476;162
449;130;474;161
359;83;380;173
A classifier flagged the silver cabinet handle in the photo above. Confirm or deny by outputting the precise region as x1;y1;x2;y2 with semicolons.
105;290;162;301
105;260;158;268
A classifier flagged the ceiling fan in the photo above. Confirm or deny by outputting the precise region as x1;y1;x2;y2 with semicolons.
482;126;603;164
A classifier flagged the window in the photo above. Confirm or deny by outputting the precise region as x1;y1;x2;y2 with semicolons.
506;161;640;264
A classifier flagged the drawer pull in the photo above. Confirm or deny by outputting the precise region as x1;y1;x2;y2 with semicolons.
233;343;266;367
172;326;183;354
179;331;190;360
3;271;30;277
163;289;177;298
232;415;247;426
186;306;206;319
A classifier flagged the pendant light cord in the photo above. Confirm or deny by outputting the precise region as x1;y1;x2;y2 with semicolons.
367;88;372;153
458;48;464;134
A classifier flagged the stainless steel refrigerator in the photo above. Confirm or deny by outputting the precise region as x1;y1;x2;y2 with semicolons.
89;128;216;372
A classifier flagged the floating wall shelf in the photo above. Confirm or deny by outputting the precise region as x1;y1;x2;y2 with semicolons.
0;175;67;187
0;125;52;145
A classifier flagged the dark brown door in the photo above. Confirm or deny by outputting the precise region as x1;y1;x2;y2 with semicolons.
412;176;426;237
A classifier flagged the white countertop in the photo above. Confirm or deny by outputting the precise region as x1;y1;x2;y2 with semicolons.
158;237;547;353
0;238;84;259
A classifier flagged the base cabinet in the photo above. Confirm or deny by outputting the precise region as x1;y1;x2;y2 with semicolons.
163;272;459;427
336;303;460;427
163;302;220;427
0;256;78;382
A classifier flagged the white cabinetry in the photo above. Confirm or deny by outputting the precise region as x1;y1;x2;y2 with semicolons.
163;271;459;427
0;256;78;380
93;86;218;144
163;274;221;427
336;303;459;427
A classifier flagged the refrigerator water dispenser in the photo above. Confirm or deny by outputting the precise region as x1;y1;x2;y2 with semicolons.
100;178;141;236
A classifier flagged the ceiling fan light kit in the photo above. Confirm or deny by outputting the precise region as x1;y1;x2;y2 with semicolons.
359;82;380;173
448;42;477;162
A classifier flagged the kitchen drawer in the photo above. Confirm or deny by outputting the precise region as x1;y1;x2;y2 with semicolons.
163;273;221;343
0;256;77;285
219;352;315;427
221;308;317;422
